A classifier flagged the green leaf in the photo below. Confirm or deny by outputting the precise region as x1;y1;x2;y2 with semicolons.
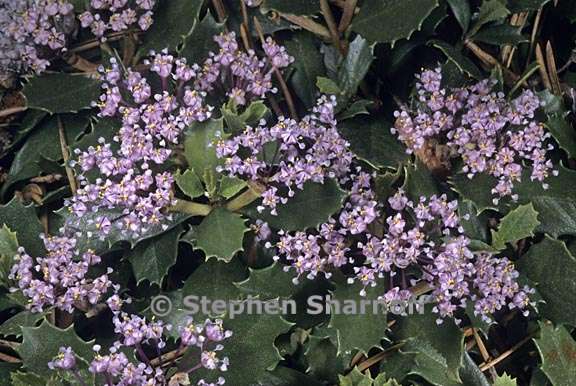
0;310;47;337
0;198;44;257
546;113;576;159
220;313;292;385
219;176;247;199
139;0;203;54
235;262;296;300
534;322;576;386
306;336;345;383
469;0;510;36
285;31;326;108
328;280;388;355
0;225;19;283
518;236;576;326
472;25;528;45
184;118;225;182
127;225;182;285
352;0;439;44
175;169;204;199
23;74;101;114
493;373;517;386
447;0;471;32
180;13;225;65
262;0;319;15
56;206;190;253
338;115;408;169
459;351;490;386
186;207;248;262
18;320;93;376
395;309;464;383
241;179;346;231
5;114;90;188
430;40;483;79
458;200;488;242
261;365;325;386
338;367;400;386
491;203;540;250
338;100;373;121
402;160;439;200
337;35;374;96
317;77;342;95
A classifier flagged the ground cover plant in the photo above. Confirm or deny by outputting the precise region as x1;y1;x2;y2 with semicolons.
1;0;576;385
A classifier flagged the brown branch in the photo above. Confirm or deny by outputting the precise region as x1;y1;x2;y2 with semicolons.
278;14;332;39
0;106;27;118
479;334;534;371
473;328;497;379
338;0;358;33
535;43;552;90
320;0;343;54
545;41;562;95
64;53;99;73
57;116;78;195
356;343;405;372
212;0;227;23
0;352;21;363
464;40;519;85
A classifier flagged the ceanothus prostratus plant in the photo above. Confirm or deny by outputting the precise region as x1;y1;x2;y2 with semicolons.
2;1;569;384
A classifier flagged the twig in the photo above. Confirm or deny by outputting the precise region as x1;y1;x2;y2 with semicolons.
473;328;497;379
253;17;298;119
535;43;552;90
464;40;519;85
525;8;543;71
57;116;78;195
0;106;27;118
212;0;227;23
64;53;99;73
356;343;405;372
479;334;534;371
545;41;562;95
240;0;252;50
338;0;358;33
149;347;185;367
170;199;212;216
278;14;332;39
0;339;20;350
226;181;266;211
0;352;21;363
320;0;343;54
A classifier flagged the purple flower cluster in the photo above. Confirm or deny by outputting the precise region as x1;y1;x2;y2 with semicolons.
216;95;353;214
266;181;531;322
0;0;75;79
66;53;213;238
393;67;557;203
8;234;113;313
196;32;293;105
79;0;155;40
49;317;232;385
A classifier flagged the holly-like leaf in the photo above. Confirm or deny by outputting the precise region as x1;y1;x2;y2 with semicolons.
175;169;204;199
139;0;203;54
183;118;225;183
546;113;576;159
395;309;464;383
0;198;44;257
283;32;325;108
493;373;517;386
241;179;346;231
517;236;576;326
23;74;100;114
306;336;345;383
0;310;46;338
339;115;408;170
447;0;471;32
430;40;483;79
469;0;510;36
328;280;388;355
534;322;576;386
352;0;439;44
221;312;292;385
491;203;540;250
402;160;440;200
235;262;296;300
18;320;94;376
219;176;247;199
180;13;225;65
508;0;550;12
337;35;374;97
127;225;183;285
0;225;19;283
472;25;528;45
185;207;248;262
57;206;190;253
338;367;399;386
